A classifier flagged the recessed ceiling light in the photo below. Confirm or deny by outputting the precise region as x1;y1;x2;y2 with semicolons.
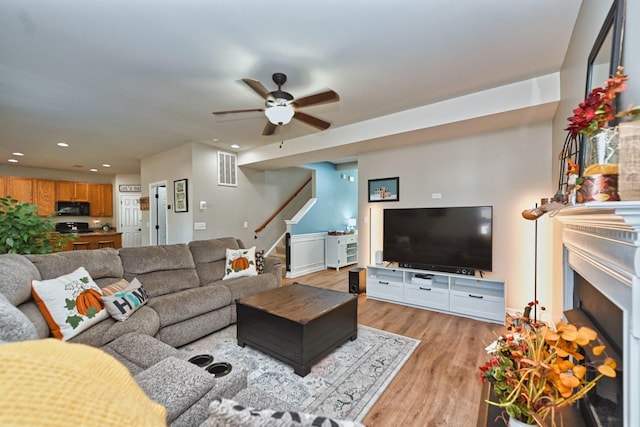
230;144;240;149
57;142;69;147
102;164;111;168
89;168;98;172
213;138;220;142
8;159;18;163
12;152;24;156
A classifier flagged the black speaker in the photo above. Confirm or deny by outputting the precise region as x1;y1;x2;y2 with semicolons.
348;268;366;294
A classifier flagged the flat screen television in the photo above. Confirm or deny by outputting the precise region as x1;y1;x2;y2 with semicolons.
383;206;493;275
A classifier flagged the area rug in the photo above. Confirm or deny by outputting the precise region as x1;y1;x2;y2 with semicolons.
180;324;419;422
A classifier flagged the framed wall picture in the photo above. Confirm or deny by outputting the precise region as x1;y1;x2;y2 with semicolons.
368;177;399;202
174;179;188;213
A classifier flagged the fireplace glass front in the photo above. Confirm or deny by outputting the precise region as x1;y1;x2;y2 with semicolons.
566;272;623;427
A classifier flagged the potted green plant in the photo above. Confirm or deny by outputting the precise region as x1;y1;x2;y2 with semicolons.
479;302;617;426
0;196;74;254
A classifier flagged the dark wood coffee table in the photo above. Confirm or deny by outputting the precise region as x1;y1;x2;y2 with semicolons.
236;283;358;376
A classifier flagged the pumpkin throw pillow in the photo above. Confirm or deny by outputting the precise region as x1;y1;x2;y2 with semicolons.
223;246;257;280
102;278;149;321
31;267;109;340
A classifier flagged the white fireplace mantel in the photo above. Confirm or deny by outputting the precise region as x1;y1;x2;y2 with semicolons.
554;202;640;427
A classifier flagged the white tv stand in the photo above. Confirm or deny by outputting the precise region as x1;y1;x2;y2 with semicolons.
366;265;505;324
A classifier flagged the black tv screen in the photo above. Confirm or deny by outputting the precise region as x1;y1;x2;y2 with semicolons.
383;206;493;273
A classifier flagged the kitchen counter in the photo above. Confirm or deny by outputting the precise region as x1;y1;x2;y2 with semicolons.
59;231;122;250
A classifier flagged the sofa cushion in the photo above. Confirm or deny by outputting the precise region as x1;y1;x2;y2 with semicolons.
205;397;365;427
148;285;232;328
189;237;241;285
0;293;38;342
69;305;160;347
223;247;257;280
101;332;181;374
0;339;167;426
223;273;278;303
0;254;41;305
16;301;50;339
31;266;109;340
26;248;123;287
102;278;149;321
135;356;218;424
157;307;233;348
189;237;241;264
119;244;199;297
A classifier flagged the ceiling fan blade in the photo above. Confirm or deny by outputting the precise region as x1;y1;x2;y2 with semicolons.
293;111;331;130
242;78;271;99
212;108;264;115
262;121;277;136
293;90;339;108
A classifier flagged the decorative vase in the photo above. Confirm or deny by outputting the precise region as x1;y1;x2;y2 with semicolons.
577;127;620;202
618;121;640;201
508;417;535;427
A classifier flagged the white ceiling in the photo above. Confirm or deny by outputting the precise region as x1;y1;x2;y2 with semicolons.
0;0;582;175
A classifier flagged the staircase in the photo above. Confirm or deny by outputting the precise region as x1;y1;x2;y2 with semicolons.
273;237;287;278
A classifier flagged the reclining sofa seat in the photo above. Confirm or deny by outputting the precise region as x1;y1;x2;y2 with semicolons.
0;237;283;426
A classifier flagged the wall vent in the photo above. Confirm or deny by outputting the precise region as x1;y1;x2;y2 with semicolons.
218;151;237;187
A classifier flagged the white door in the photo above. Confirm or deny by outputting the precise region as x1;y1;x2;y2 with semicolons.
150;184;168;246
119;194;142;247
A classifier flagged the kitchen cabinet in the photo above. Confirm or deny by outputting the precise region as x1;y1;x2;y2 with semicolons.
88;183;113;216
0;176;7;197
56;181;89;201
7;176;33;203
33;179;56;216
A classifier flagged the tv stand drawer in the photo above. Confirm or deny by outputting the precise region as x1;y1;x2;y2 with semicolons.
404;283;449;311
450;290;504;323
367;278;402;300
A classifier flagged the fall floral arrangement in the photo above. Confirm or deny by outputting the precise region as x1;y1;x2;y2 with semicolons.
479;302;617;426
565;66;629;138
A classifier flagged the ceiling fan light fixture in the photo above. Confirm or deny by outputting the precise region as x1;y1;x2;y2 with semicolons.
265;105;294;125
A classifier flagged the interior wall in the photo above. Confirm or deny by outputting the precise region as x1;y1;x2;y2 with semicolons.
358;122;553;315
292;162;358;234
140;143;193;245
144;142;315;251
620;0;639;109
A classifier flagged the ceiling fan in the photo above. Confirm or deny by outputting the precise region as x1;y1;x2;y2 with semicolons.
212;72;339;136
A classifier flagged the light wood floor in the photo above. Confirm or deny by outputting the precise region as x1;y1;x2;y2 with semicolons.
283;268;499;427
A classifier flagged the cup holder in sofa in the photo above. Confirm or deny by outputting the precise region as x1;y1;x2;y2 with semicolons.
206;362;232;377
188;354;214;367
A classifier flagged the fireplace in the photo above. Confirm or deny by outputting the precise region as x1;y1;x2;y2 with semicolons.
566;273;623;427
555;202;640;427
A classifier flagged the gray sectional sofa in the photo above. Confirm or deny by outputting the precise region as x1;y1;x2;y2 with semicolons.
0;237;282;426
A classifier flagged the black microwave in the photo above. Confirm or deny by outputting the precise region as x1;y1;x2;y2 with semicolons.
56;201;90;216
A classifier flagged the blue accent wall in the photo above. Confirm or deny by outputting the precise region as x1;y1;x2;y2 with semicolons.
291;162;358;234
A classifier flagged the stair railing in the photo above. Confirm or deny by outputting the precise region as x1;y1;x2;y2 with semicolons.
254;177;312;237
